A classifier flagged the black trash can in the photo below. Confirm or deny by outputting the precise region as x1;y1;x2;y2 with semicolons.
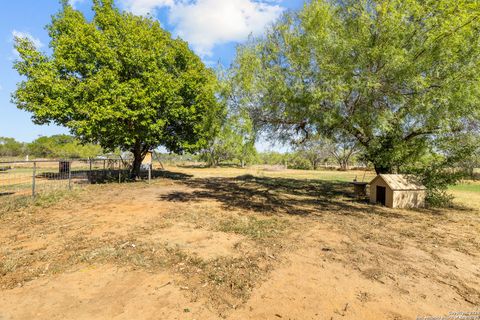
59;161;71;174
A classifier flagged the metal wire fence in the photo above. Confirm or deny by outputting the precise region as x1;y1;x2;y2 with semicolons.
0;158;149;202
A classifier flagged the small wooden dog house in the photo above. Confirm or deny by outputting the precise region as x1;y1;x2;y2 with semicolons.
370;174;426;208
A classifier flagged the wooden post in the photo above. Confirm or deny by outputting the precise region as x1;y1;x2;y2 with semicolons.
68;161;72;190
148;164;151;183
103;159;106;181
32;161;36;197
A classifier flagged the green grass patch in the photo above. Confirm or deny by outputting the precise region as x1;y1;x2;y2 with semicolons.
449;183;480;193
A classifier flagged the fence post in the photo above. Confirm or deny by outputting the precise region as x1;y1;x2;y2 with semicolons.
118;160;121;183
32;161;36;198
148;164;151;183
68;161;72;190
89;158;92;172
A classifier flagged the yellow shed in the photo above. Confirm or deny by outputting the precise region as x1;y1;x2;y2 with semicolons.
369;174;426;208
142;151;153;166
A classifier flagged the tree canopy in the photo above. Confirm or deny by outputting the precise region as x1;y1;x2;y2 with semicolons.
231;0;480;174
0;137;24;157
13;0;221;177
0;135;103;159
201;110;257;167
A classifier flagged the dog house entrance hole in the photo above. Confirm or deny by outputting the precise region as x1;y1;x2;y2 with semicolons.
376;186;386;205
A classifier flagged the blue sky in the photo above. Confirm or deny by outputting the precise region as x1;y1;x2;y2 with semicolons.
0;0;304;150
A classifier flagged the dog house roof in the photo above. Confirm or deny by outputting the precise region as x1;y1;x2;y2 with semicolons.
370;174;426;191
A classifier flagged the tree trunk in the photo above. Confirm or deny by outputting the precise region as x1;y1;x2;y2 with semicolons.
206;150;214;167
131;152;144;179
212;156;219;167
130;144;148;179
374;164;393;175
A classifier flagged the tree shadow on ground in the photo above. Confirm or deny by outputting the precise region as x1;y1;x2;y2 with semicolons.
151;170;193;180
159;173;405;219
36;169;193;183
0;192;15;197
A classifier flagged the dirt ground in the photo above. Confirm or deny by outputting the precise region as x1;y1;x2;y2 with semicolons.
0;166;479;320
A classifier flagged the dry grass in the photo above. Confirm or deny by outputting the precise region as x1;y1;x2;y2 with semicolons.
0;166;479;319
217;215;288;241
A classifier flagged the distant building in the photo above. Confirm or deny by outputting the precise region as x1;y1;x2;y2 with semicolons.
370;174;426;208
140;151;153;171
142;151;152;166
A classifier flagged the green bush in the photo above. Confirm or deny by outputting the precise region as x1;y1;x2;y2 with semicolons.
288;156;312;170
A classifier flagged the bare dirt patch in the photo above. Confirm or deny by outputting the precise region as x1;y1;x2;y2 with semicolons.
139;222;255;260
1;167;479;319
0;264;219;320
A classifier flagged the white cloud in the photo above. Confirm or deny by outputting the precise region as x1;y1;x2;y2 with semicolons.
120;0;284;56
69;0;85;8
121;0;175;15
11;30;43;49
170;0;283;56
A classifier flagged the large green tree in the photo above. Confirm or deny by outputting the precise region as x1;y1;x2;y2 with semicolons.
294;135;330;170
13;0;220;177
231;0;480;174
201;111;257;167
27;134;103;159
0;137;24;157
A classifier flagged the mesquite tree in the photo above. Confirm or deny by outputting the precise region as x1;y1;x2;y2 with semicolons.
13;0;221;178
231;0;480;174
201;111;256;167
